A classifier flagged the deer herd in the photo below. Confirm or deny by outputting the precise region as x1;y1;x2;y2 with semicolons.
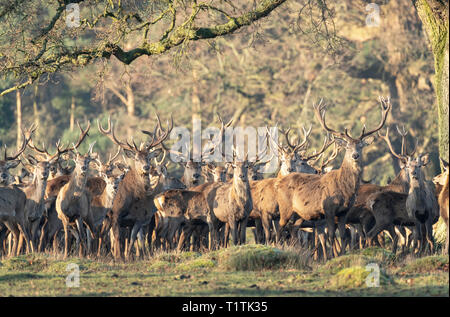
0;96;448;262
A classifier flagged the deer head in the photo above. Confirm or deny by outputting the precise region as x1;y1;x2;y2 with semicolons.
378;125;424;185
0;126;33;185
433;158;449;186
27;121;90;179
313;96;391;171
25;155;50;182
98;114;172;178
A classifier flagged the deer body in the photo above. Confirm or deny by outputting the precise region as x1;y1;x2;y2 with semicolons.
23;160;50;250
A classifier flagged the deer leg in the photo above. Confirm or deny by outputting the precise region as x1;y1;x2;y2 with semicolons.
62;222;70;259
127;222;143;259
4;221;20;256
316;224;327;261
239;218;248;245
386;225;398;254
337;218;347;255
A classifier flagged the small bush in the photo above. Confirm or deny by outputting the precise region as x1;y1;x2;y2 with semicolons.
399;255;449;274
149;260;174;271
216;244;309;271
318;254;372;275
329;266;392;289
177;258;216;271
352;247;395;263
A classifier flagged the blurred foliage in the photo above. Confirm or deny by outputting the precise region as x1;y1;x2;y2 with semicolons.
0;0;441;183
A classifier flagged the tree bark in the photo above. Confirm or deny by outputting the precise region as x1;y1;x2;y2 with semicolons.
16;90;22;150
413;0;449;163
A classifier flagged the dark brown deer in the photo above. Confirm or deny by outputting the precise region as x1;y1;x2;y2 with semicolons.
275;97;391;259
434;158;449;254
98;115;172;259
344;126;412;250
363;129;438;254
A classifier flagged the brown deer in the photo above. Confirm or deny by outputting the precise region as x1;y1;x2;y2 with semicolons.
22;155;52;251
275;97;391;259
98;115;172;259
344;126;413;250
364;129;439;254
434;158;449;254
249;130;334;245
90;148;128;256
0;129;33;256
55;122;95;258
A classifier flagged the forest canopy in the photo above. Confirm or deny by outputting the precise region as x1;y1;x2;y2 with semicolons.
0;0;448;182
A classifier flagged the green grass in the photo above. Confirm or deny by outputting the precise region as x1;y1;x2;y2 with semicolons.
0;245;448;297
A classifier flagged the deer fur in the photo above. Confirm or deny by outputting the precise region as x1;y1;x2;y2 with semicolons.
274;98;390;259
433;159;448;254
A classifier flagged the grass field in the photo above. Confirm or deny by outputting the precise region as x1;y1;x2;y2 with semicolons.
0;245;448;297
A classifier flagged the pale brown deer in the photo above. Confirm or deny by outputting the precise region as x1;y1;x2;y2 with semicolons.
275;97;391;259
433;158;449;254
98;115;172;259
0;129;33;256
55;122;95;258
22;155;51;251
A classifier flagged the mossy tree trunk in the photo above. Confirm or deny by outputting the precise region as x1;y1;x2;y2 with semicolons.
413;0;449;163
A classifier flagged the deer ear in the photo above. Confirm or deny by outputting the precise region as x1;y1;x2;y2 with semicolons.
123;149;135;159
323;166;333;173
420;153;430;166
362;136;375;146
115;162;126;172
334;138;346;147
440;158;449;169
399;158;407;170
26;155;38;166
6;160;20;169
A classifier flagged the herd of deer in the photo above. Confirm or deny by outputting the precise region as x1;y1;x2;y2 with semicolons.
0;96;448;261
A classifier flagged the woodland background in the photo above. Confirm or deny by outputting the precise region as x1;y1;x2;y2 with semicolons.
0;0;447;183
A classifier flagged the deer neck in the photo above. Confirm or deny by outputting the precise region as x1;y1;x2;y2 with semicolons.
103;182;117;208
231;175;250;202
338;157;362;192
28;173;48;204
387;169;410;193
67;169;88;197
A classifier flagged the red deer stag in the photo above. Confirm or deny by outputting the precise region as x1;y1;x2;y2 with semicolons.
433;158;449;254
275;97;391;259
98;115;172;259
0;128;33;256
55;122;95;258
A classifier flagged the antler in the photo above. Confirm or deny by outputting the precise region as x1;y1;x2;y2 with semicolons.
396;125;417;157
303;133;335;161
141;113;174;150
3;125;33;161
378;127;406;162
319;142;340;171
357;96;391;140
314;96;391;142
98;116;137;152
279;125;311;154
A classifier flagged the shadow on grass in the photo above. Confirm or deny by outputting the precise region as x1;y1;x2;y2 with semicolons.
173;285;449;297
0;273;44;282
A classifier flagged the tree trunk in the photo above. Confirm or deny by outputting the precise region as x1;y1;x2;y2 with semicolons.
70;96;75;132
33;84;39;129
413;0;449;163
16;90;22;150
